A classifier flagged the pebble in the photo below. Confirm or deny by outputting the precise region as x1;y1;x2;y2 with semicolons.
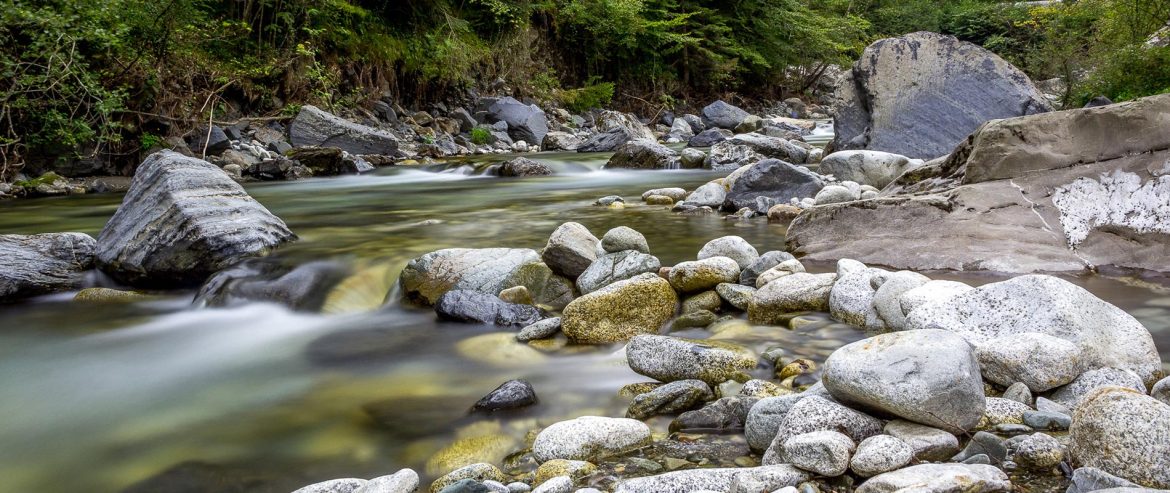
952;431;1007;464
1002;382;1033;407
849;435;914;478
517;317;562;342
1021;410;1071;431
1013;432;1064;470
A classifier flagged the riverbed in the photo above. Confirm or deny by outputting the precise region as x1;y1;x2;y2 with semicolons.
0;143;1168;492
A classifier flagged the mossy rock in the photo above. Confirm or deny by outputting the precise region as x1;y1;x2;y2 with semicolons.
74;287;154;303
533;459;596;485
561;273;677;344
425;433;518;476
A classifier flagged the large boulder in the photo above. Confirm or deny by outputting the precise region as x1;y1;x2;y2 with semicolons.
819;151;923;189
604;141;680;170
289;105;399;155
724;159;824;213
577;111;655;152
542;222;599;279
724;133;809;165
575;251;660;294
832;32;1050;160
626;335;757;386
400;248;539;305
483;97;549;146
822;329;985;432
0;233;95;302
762;395;884;465
789;93;1170;274
561;273;677;344
904;275;1162;386
96;151;295;287
702;100;751;130
856;464;1011;493
1069;387;1170;489
532;416;651;462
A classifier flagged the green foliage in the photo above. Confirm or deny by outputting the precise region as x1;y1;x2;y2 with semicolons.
1080;46;1170;103
470;127;492;145
562;79;615;113
139;133;163;151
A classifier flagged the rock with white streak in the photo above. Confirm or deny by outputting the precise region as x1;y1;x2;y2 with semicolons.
0;232;95;302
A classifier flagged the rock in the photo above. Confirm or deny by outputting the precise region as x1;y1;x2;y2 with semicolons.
850;435;914;478
1153;377;1170;406
483;97;548;145
782;430;855;476
289;105;399;155
748;273;836;324
400;248;540;305
680;148;706;169
883;420;959;462
833;32;1050;159
669;118;696;139
978;398;1030;429
897;280;972;315
1003;382;1034;407
644;195;673;206
856;464;1011;493
1066;467;1149;493
871;271;930;330
753;261;807;290
187;126;232;156
828;263;887;330
977;332;1086;392
435;479;491;493
814;185;857;205
431;464;506;493
542;132;581;151
716;283;755;311
472;379;537;412
499;157;553;177
953;431;1008;465
530;477;571;493
577;111;655;152
517;317;562;342
762;395;883;464
95;151;295;287
294;478;368;493
604;141;680;170
498;285;533;305
697;236;759;270
822;329;985;432
1049;367;1146;410
725;133;810;166
705;142;764;171
542;223;599;279
688;128;732;147
1012;432;1063;470
356;469;419;493
193;259;350;311
791;94;1170;274
0;233;96;302
612;465;810;493
681;290;722;314
594;195;624;208
724;159;825;213
561;273;677;344
904;275;1162;386
668;257;740;293
575;251;660;294
626;335;757;385
532;460;595;486
1070;387;1170;488
74;287;153;303
437;290;540;325
642;188;688;202
532;416;651;462
671;396;758;432
627;379;714;420
685;182;727;208
739;251;796;287
1021;410;1070;431
819;151;923;189
286;147;372;175
702;100;750;129
502;262;576;310
1036;397;1072;415
601;227;649;254
745;391;822;452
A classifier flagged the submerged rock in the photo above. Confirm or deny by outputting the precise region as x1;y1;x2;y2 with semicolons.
289;105;399;155
561;273;677;344
626;335;757;385
195;259;351;311
0;232;95;302
532;416;651;462
400;248;539;305
96;151;295;287
472;379;538;412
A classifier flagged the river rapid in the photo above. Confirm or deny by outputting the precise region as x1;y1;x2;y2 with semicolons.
1;133;1168;492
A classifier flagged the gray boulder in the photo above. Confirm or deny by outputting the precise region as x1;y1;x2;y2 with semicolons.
702;100;750;130
872;270;931;330
748;273;836;325
850;435;914;477
822;329;985;432
601;226;649;254
685;182;727;208
575;251;660;294
1066;467;1153;493
356;469;419;493
400;248;539;305
532;416;651;462
473;380;538;412
292;478;367;493
833;32;1050;159
668;257;740;293
898;280;972;315
814;185;858;205
612;465;809;493
688;128;732;147
642;188;688;202
883;420;960;462
499;157;552;177
1153;376;1170;406
626;335;757;386
828;263;888;330
904;275;1162;386
819;151;923;189
745;389;828;452
289;105;399;155
0;233;95;302
723;159;824;213
856;464;1011;493
516;317;562;342
725;133;809;164
96;151;295;287
604;141;680;170
627;379;714;420
542;131;582;151
1069;387;1170;489
739;251;796;287
1048;367;1146;410
484;97;549;145
705;142;765;171
577;111;655;152
976;332;1086;392
697;236;759;270
542;222;599;279
782;430;855;476
762;395;883;465
435;290;541;327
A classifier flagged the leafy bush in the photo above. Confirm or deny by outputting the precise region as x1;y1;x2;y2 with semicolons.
562;79;616;113
470;127;492;145
1079;46;1170;103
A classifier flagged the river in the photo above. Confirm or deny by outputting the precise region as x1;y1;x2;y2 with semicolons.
0;129;1167;492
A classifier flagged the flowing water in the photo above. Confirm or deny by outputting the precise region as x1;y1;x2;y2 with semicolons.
1;131;1168;492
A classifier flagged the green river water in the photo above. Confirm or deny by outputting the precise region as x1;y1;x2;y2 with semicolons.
0;142;1167;492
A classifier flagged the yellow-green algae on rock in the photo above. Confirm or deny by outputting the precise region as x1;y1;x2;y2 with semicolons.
561;273;677;344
